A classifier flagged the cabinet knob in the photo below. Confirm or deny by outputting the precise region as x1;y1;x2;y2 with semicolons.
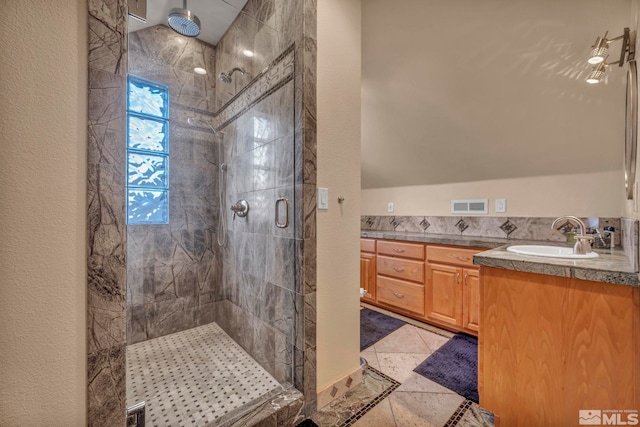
456;272;461;283
464;273;468;285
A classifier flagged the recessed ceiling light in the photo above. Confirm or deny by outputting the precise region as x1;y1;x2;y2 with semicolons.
242;49;254;57
194;67;207;75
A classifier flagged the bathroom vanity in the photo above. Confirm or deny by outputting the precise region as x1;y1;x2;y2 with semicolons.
361;230;640;426
360;232;505;336
474;246;640;427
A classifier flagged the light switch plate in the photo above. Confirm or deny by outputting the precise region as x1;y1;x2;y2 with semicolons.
387;202;394;213
495;199;506;213
318;187;328;210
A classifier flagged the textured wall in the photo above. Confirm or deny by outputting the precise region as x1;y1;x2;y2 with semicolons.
361;171;624;217
316;0;362;392
127;25;222;344
361;0;629;190
0;0;88;424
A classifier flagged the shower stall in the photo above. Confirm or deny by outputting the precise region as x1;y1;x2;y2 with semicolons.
123;3;299;425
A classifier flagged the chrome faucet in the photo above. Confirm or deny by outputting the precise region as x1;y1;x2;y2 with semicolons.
551;216;594;255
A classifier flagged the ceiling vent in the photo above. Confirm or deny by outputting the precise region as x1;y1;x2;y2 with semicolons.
451;199;488;215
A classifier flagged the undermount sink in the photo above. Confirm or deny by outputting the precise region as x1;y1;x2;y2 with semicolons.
506;245;599;259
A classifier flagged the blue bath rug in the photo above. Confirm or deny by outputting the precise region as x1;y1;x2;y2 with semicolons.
360;308;406;351
414;333;479;403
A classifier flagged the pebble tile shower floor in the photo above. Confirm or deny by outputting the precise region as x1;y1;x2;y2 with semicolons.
126;323;282;426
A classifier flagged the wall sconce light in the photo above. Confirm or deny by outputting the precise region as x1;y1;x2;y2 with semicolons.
585;28;636;84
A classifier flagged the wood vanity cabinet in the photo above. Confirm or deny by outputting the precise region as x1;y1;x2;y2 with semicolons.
479;267;640;426
360;237;483;336
375;240;425;316
360;239;376;303
425;246;482;336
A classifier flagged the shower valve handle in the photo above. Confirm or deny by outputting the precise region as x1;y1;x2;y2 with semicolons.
230;199;249;219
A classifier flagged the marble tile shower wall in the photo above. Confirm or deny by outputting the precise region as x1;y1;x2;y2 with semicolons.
126;25;222;345
216;69;297;385
87;0;128;425
210;0;319;416
361;215;623;244
87;0;317;423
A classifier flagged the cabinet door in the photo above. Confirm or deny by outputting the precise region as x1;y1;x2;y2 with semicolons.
425;263;463;327
360;253;376;302
462;268;480;334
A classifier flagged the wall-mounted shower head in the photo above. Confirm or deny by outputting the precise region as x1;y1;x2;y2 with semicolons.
218;67;247;84
168;0;201;37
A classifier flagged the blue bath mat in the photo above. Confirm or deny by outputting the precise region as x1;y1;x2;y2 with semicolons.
413;333;479;403
360;308;406;351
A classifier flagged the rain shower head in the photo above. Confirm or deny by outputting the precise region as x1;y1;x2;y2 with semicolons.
218;67;247;84
187;117;217;134
168;0;201;37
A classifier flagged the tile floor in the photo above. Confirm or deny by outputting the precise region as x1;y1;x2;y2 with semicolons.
126;323;284;427
312;308;494;427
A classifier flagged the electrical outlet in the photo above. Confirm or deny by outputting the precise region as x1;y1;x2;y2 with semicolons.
495;199;506;213
387;202;394;213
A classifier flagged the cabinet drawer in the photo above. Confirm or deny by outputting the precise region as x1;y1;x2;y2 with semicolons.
377;276;425;315
361;238;376;253
377;256;425;282
427;246;482;267
377;240;425;260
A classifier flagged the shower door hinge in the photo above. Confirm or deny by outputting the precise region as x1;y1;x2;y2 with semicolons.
126;402;146;427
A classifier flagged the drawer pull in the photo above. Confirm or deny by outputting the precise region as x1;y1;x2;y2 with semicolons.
392;266;405;273
455;255;471;262
456;272;461;283
392;248;405;253
392;292;405;299
464;273;468;285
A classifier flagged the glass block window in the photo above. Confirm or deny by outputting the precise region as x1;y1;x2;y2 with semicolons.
127;76;169;224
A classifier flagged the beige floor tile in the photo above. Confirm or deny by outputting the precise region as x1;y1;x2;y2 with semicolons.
352;397;397;427
361;349;380;371
373;325;431;354
395;372;457;394
376;352;430;383
389;391;464;427
415;327;450;353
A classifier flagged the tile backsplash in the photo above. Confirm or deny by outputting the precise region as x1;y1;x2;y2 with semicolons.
362;215;623;243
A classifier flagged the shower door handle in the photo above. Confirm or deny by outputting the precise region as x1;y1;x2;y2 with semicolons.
275;197;289;228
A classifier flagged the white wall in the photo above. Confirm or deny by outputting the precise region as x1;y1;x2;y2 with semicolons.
362;171;624;217
0;1;87;424
317;0;362;391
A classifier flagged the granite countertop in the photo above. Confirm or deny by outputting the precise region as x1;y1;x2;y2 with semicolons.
361;230;640;287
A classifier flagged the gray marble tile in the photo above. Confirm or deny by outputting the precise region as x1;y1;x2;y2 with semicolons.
424;216;461;235
88;345;126;427
389;391;464;427
460;217;507;239
88;255;126;353
88;0;127;75
621;218;639;271
393;216;425;233
266;236;296;290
